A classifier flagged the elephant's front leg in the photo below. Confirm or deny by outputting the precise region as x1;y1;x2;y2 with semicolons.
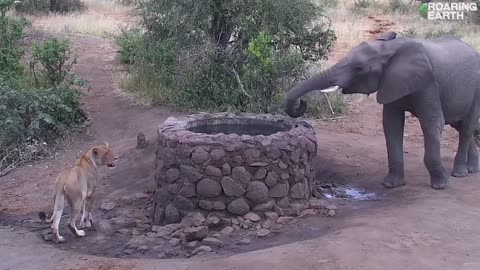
418;118;449;189
382;106;406;188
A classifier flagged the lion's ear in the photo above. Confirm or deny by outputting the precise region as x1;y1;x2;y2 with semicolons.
92;148;99;156
104;142;109;148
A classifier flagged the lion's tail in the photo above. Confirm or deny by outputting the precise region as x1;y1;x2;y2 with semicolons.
39;176;65;223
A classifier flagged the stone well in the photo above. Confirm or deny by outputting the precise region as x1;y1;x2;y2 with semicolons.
152;112;318;225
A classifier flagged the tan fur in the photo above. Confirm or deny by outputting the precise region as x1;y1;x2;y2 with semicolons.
40;143;117;243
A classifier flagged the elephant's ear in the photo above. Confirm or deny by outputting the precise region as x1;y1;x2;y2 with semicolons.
377;41;434;105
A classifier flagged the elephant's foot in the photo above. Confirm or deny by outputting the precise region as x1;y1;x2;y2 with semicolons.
383;174;406;188
467;160;479;173
431;176;449;190
451;167;469;178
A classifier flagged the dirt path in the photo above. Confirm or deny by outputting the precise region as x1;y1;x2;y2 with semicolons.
1;16;480;270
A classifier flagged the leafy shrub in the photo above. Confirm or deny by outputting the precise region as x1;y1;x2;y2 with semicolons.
115;25;143;65
30;38;85;88
0;1;87;171
49;0;86;13
0;80;86;170
14;0;85;14
13;0;49;14
126;0;336;116
0;0;30;83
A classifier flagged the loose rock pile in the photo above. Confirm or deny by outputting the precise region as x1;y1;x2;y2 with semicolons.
122;198;336;258
153;113;318;226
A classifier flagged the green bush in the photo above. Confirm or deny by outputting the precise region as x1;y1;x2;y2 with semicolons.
30;38;85;88
0;0;87;171
49;0;86;14
125;0;336;116
0;0;30;83
13;0;50;14
14;0;85;14
115;25;143;65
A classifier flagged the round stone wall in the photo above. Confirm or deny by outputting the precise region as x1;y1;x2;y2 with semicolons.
152;112;318;225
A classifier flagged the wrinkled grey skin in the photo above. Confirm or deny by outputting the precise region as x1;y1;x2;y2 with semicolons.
284;31;480;190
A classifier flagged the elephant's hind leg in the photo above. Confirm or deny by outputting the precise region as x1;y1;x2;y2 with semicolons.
467;139;479;173
418;117;449;189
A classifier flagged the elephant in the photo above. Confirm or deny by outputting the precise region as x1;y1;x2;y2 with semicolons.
284;31;480;190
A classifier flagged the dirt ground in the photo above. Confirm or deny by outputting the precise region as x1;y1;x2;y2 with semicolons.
1;17;480;270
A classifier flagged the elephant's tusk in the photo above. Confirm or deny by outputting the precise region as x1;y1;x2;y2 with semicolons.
320;86;341;93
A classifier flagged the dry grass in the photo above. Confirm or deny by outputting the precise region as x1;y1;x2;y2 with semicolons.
25;0;136;36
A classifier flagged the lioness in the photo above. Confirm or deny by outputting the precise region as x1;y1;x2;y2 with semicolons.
39;143;117;243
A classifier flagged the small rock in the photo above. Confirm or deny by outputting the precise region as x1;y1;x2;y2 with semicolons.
192;147;210;164
118;229;131;235
165;204;180;224
244;212;261;222
97;219;114;235
242;220;252;229
125;235;148;249
166;168;180;182
192;245;212;255
257;228;271;237
231;167;252;186
221;218;232;227
269;183;289;198
221;177;246;197
276;216;294;224
184;226;208;241
43;234;53;241
265;212;279;220
300;209;317;218
278;161;288;169
309;199;327;210
273;205;285;216
169;238;180;246
281;173;290;180
206;165;222;177
202;237;224;247
124;249;136;255
138;245;150;252
290;183;305;199
185;241;198;249
146;232;157;238
197;179;222;198
227;197;250;215
206;216;221;227
237;238;251;245
157;252;168;259
262;220;273;229
221;226;234;236
191;212;207;226
265;172;279;187
211;149;226;161
328;209;337;217
222;163;231;175
136;132;147;149
231;218;240;225
171;229;183;239
327;204;338;210
254;168;268;179
245;181;269;204
100;202;116;211
252;200;275;212
276;197;290;208
153;224;183;238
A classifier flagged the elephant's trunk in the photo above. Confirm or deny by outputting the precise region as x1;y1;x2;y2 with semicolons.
284;68;338;118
